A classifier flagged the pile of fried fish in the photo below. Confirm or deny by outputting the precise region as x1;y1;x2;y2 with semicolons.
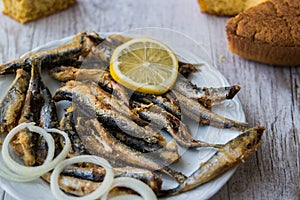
0;32;265;197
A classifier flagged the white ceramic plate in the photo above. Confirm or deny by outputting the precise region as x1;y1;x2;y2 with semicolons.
0;28;246;200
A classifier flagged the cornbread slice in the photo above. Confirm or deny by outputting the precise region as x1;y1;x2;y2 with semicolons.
197;0;267;16
2;0;76;23
226;0;300;66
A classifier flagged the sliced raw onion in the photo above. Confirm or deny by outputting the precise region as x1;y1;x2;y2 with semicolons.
101;177;157;200
50;155;114;200
0;148;40;182
0;122;70;181
1;123;54;177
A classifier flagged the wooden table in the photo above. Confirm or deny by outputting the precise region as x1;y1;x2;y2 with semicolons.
0;0;299;199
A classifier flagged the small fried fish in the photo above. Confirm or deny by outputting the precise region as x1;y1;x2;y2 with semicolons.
160;126;265;196
173;90;249;131
59;105;89;157
131;102;222;148
35;82;62;164
49;66;129;105
0;69;30;142
0;32;104;75
11;62;44;166
175;77;241;107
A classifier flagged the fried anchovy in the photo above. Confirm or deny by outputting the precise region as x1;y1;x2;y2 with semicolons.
0;69;30;142
172;90;249;131
42;172;147;197
53;81;164;145
174;77;241;107
160;126;265;197
131;91;182;119
59;34;132;69
39;83;58;129
131;102;222;148
90;34;199;76
35;82;62;164
49;66;129;105
0;32;104;75
133;88;247;131
62;166;162;194
59;105;89;157
75;118;182;182
11;62;44;166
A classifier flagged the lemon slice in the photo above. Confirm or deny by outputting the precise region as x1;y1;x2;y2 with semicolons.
110;37;178;95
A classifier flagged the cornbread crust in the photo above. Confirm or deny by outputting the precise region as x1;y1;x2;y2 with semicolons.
2;0;76;24
197;0;267;16
226;0;300;66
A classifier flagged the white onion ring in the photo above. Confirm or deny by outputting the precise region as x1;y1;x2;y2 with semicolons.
1;123;70;180
50;155;114;200
1;123;54;176
0;122;52;181
0;148;39;182
101;177;157;200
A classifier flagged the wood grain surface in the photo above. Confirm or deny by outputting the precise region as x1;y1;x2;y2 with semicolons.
0;0;299;199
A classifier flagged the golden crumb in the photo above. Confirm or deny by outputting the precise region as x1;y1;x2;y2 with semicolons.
218;55;225;63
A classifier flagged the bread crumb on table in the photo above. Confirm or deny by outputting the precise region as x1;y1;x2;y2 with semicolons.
218;55;225;63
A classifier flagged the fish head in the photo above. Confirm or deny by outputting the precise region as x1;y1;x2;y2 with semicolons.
234;126;265;162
